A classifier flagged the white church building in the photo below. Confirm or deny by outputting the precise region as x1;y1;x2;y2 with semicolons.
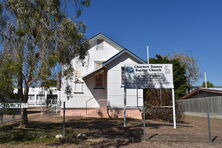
60;33;145;119
15;33;145;119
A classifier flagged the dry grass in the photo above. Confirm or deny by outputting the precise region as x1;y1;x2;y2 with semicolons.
0;114;222;148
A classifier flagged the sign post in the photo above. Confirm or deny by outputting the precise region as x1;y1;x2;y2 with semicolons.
122;64;176;129
123;88;126;127
172;88;176;129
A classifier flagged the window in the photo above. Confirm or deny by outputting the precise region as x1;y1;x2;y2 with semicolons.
36;95;45;105
96;39;104;50
28;95;35;104
74;81;84;94
28;95;35;101
95;72;104;88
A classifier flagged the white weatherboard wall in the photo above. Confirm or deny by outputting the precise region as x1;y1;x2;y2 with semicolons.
61;39;121;108
107;53;143;108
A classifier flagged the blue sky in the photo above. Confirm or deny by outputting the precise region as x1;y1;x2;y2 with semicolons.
76;0;222;86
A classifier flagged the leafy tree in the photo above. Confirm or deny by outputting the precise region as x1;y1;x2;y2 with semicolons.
201;81;215;88
0;53;18;100
0;0;90;127
149;54;187;99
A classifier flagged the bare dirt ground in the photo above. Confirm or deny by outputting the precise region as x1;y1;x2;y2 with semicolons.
0;115;222;148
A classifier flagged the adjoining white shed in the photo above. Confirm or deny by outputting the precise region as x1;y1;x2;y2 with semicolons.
14;87;61;108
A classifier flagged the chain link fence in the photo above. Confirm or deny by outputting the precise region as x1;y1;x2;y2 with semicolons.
1;100;220;146
0;102;147;146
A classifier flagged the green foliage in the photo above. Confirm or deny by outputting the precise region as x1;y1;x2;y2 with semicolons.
149;54;187;99
0;0;90;92
0;0;90;126
201;81;215;88
41;79;57;88
0;54;18;99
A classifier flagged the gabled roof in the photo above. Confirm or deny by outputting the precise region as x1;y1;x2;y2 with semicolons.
87;32;125;51
180;88;222;100
102;48;146;66
82;49;146;79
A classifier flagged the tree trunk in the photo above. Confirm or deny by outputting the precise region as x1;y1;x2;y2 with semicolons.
19;85;29;127
17;71;23;101
20;108;28;127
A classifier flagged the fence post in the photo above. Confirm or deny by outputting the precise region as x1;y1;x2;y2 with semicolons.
63;101;66;138
207;112;211;142
0;103;3;124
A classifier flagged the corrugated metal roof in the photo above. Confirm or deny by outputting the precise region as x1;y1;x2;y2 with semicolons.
180;88;222;100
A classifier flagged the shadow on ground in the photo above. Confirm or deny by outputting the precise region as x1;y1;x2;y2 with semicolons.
0;115;194;147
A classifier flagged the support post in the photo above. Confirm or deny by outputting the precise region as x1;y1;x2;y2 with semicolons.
143;106;146;141
172;89;176;129
124;87;126;127
45;90;47;106
63;101;66;138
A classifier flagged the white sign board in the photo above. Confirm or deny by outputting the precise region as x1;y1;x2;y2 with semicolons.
0;103;28;109
122;64;174;89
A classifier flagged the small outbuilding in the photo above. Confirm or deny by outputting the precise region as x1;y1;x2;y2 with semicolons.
180;88;222;100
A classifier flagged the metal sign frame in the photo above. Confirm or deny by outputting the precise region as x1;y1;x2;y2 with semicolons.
122;64;176;129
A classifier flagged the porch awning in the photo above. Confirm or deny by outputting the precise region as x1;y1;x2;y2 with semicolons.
82;66;106;79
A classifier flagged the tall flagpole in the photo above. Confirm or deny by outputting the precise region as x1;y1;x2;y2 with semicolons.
204;72;207;88
147;46;149;64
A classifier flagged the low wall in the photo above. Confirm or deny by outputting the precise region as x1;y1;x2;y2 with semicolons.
60;107;142;119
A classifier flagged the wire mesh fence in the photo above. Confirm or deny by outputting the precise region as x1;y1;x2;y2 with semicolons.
1;101;221;146
0;102;146;145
